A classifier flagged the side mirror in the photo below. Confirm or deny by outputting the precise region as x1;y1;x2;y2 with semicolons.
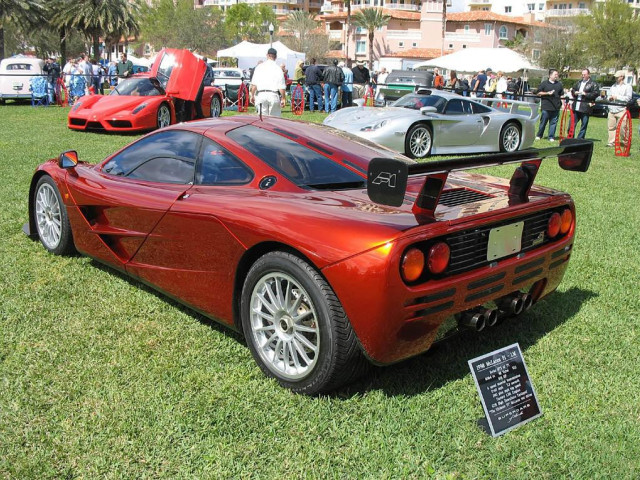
420;106;437;114
58;150;78;169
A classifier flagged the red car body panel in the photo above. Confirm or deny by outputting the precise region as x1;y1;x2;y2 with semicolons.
30;116;584;365
68;48;222;132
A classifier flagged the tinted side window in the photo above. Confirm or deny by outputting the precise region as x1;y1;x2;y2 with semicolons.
127;156;195;184
471;101;492;114
102;130;201;178
197;137;253;185
444;99;465;114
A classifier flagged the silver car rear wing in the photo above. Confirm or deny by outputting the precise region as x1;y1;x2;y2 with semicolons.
479;97;540;120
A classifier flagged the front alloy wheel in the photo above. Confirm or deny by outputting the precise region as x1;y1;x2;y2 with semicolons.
34;176;75;255
405;124;433;159
156;103;171;129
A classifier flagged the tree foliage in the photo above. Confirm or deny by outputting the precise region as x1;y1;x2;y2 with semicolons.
351;8;389;69
282;11;319;55
140;0;225;53
224;3;276;44
0;0;45;59
574;0;640;70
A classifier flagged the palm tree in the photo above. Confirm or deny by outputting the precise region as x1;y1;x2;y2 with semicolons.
351;8;390;70
53;0;140;61
0;0;45;60
282;11;318;55
344;0;351;64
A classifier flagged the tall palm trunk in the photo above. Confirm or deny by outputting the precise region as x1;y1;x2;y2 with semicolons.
59;27;67;66
345;0;351;63
441;0;447;56
0;27;5;61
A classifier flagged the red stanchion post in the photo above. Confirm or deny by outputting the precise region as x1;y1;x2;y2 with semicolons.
614;109;632;157
238;83;249;112
292;84;304;116
559;100;575;141
362;84;375;107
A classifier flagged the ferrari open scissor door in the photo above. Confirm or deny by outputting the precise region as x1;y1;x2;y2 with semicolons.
151;48;205;102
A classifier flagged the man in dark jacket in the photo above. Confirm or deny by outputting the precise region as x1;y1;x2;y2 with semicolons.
536;69;564;141
43;57;60;104
352;61;370;98
570;68;599;139
322;60;344;113
304;58;323;112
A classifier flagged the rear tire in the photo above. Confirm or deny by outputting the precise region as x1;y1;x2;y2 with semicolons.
405;123;433;159
241;251;368;394
499;122;521;152
34;176;75;255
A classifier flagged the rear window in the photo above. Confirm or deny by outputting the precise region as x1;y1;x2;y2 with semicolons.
6;63;32;71
387;71;430;85
226;125;365;188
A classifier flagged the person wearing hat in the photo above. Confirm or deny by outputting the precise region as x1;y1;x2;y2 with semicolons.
249;47;287;117
352;60;370;99
322;59;344;113
606;70;633;147
339;61;353;108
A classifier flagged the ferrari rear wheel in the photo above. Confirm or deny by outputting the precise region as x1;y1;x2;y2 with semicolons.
241;251;368;395
405;123;433;159
34;176;75;255
500;122;521;152
210;96;221;117
157;103;171;129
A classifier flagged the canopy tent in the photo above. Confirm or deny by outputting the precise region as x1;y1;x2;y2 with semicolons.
127;54;151;68
217;41;305;77
412;48;543;76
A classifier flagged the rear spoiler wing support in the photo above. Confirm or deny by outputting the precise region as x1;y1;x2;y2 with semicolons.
367;138;593;219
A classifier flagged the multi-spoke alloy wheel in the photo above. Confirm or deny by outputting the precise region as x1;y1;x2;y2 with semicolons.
406;124;432;159
241;252;367;394
210;97;221;117
33;176;75;255
249;272;320;380
157;104;171;129
500;122;521;152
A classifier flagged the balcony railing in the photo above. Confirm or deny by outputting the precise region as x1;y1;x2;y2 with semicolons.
445;33;481;43
386;29;422;39
329;31;343;39
384;3;421;11
544;7;590;17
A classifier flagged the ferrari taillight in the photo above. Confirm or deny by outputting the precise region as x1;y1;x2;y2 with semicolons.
547;212;561;238
401;248;425;282
560;208;573;235
427;242;450;275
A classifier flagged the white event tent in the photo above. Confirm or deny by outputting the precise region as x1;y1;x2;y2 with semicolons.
413;48;543;76
217;41;305;75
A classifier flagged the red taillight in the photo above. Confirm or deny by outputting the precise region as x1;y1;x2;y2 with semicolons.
401;248;425;282
560;208;572;235
427;242;450;274
547;212;561;238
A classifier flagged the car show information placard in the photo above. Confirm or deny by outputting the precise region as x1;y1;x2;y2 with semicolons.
468;343;542;437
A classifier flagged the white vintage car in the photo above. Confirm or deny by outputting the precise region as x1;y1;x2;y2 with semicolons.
0;55;45;102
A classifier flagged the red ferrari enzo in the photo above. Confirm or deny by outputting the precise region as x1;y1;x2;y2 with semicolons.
25;115;592;394
68;49;224;132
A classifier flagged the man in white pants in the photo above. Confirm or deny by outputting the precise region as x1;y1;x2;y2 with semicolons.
249;48;286;117
606;70;632;147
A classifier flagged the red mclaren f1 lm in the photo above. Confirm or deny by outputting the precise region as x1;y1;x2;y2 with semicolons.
68;49;224;132
25;115;593;394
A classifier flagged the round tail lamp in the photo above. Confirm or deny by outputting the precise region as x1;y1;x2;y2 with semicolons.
401;248;425;282
559;208;573;235
427;241;450;275
547;212;561;238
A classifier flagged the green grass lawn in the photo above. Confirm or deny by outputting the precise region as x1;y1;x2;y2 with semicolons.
0;104;639;479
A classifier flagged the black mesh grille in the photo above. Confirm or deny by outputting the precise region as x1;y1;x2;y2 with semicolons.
107;120;132;128
69;118;86;126
439;188;493;207
445;210;554;276
86;121;104;130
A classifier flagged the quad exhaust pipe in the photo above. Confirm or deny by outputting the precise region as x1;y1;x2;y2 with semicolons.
459;292;533;332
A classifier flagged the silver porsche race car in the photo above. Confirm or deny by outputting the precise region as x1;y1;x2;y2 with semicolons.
323;90;539;159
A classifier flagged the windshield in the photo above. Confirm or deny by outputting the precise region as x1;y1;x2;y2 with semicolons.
110;77;163;96
227;125;366;189
392;94;446;112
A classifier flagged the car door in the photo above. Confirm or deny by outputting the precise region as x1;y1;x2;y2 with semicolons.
127;135;256;323
150;48;205;101
64;130;201;270
436;98;484;147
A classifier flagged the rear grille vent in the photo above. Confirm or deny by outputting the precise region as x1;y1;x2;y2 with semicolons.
445;209;554;276
439;188;493;207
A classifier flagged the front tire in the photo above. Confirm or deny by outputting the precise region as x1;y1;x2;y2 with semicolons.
241;251;367;394
500;122;521;152
34;176;75;255
156;103;171;129
210;96;221;117
405;123;433;159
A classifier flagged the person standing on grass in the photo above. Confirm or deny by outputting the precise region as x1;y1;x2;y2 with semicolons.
570;68;599;139
606;70;633;147
249;48;287;117
536;69;564;142
339;61;353;108
305;58;323;113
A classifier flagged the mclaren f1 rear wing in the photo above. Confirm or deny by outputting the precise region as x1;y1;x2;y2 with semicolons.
367;138;593;218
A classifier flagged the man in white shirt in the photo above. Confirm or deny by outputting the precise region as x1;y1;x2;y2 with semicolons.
606;70;633;147
249;48;287;117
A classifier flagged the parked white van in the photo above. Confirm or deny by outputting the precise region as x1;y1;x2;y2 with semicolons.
0;55;45;102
